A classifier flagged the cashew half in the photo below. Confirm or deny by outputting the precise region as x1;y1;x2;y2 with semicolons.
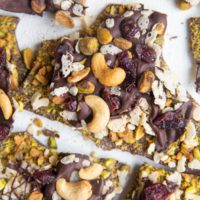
79;163;103;180
85;95;110;133
91;53;126;87
0;89;13;120
56;178;92;200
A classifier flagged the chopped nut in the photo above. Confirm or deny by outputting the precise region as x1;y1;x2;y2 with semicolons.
193;148;200;160
138;71;155;93
33;118;43;128
37;156;44;166
0;179;6;191
104;158;116;169
28;191;43;200
77;81;95;94
23;48;34;69
52;96;65;105
35;74;48;85
10;67;19;89
97;27;113;45
48;136;57;149
31;0;46;14
101;170;111;179
177;0;191;10
153;23;165;35
55;10;74;28
79;37;99;56
192;105;200;121
30;147;42;157
135;126;144;140
113;37;132;50
67;67;90;83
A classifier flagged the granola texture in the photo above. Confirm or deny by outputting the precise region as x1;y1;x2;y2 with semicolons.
129;163;200;200
0;132;130;199
0;16;27;88
189;17;200;92
14;4;200;176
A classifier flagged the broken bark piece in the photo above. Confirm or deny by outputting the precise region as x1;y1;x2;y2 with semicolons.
0;16;28;87
0;132;130;199
129;163;200;200
0;0;87;28
189;18;200;92
14;4;200;176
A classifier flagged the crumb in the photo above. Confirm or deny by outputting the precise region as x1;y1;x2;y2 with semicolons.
169;36;178;40
42;129;60;138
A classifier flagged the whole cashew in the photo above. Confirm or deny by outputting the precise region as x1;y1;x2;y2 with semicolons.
0;89;13;120
79;163;103;180
56;178;92;200
91;53;126;87
85;95;110;133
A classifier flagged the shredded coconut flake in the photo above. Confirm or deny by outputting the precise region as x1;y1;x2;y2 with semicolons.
177;156;186;173
108;116;128;132
60;110;78;121
105;18;115;28
100;44;122;55
31;92;49;110
51;86;69;96
72;3;84;16
166;172;182;186
123;11;134;18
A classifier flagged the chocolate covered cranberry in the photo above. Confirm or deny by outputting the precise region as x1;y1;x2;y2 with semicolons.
154;112;185;130
120;18;139;40
65;95;78;112
102;88;121;113
141;183;170;200
135;44;156;63
33;169;55;186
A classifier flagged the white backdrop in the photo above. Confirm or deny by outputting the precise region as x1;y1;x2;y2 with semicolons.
1;0;200;198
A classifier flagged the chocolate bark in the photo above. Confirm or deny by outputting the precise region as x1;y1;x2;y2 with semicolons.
0;0;87;28
0;16;28;86
128;163;200;200
0;132;130;200
14;4;200;175
189;18;200;92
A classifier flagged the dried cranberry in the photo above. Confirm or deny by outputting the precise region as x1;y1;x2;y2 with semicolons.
135;44;156;63
153;112;185;130
0;125;9;141
102;88;121;113
120;18;140;40
65;96;77;112
33;169;55;186
142;183;170;200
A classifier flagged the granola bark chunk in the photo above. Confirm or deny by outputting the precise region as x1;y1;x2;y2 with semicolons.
0;16;28;88
189;18;200;92
14;4;200;175
129;163;200;200
0;0;87;28
0;132;130;199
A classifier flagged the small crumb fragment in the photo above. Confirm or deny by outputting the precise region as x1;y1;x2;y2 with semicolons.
33;118;43;128
48;136;57;149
